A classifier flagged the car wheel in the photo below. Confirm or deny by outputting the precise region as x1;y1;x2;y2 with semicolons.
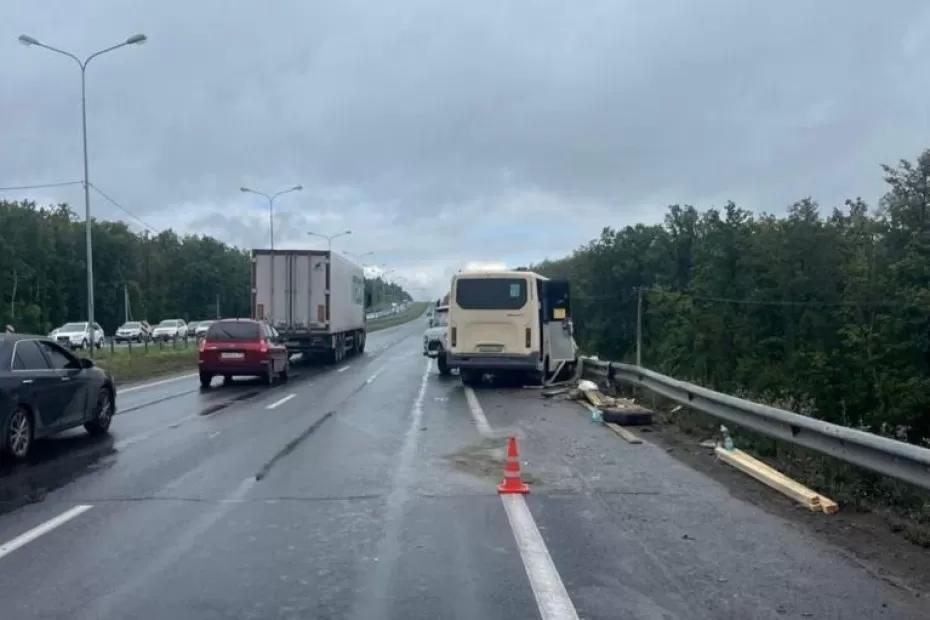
279;361;289;382
81;338;88;350
84;388;114;435
222;375;232;385
265;365;275;386
6;406;33;460
437;353;451;376
199;371;213;389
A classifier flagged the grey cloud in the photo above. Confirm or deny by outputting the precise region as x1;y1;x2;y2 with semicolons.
4;1;930;297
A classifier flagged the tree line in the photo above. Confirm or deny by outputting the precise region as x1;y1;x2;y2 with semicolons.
0;200;410;335
535;150;930;442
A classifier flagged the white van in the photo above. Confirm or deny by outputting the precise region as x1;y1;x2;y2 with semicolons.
447;270;576;384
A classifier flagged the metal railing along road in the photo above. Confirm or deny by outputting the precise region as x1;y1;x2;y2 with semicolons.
582;357;930;491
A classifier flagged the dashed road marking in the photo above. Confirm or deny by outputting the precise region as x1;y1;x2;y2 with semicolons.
0;505;94;561
117;373;198;394
266;393;296;409
366;368;384;384
337;365;350;373
463;386;493;437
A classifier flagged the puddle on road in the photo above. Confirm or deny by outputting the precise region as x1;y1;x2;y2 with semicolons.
444;437;538;484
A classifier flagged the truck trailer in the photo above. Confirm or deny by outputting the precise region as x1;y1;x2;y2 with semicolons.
251;249;366;362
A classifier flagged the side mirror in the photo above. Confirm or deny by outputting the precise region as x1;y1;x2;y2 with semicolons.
80;357;94;369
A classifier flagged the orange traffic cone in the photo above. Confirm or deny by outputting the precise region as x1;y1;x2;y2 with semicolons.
498;436;529;494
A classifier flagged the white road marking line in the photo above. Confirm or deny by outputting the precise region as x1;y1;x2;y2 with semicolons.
117;372;198;394
337;365;350;373
365;368;384;384
463;385;494;437
114;414;198;450
0;505;94;561
501;494;579;620
208;431;221;439
266;393;296;409
466;386;578;619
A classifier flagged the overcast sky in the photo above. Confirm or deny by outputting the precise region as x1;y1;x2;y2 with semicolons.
4;1;930;297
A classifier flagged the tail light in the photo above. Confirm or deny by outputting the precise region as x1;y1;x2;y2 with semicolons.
198;338;206;353
525;327;532;348
451;327;457;347
259;339;268;354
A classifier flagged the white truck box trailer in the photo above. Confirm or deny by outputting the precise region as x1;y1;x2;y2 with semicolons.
252;249;367;362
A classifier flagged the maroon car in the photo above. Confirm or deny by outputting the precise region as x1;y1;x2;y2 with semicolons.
198;319;289;388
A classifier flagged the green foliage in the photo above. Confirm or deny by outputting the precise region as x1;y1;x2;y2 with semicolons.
365;277;412;311
0;200;251;334
536;150;930;442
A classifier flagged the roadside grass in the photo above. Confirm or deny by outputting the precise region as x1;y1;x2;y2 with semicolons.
367;302;428;332
78;341;197;386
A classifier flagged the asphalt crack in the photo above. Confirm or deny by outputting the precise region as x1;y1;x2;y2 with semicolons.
254;410;336;481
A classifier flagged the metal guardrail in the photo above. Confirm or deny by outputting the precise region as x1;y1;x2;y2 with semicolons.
582;357;930;491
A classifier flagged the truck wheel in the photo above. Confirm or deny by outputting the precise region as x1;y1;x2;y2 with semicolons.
437;353;451;376
357;331;366;353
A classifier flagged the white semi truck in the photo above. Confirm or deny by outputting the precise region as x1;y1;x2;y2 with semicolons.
251;249;367;362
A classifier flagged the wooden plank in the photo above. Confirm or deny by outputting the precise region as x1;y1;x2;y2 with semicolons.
605;422;642;444
817;495;840;515
715;447;823;512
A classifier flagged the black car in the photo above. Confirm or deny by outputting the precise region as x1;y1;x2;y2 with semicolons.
0;334;115;460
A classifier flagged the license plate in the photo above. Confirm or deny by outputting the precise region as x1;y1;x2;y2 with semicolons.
220;352;244;360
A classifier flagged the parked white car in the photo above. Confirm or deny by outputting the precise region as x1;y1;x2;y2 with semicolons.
151;319;188;341
422;305;450;375
52;322;105;350
193;320;214;338
114;321;151;343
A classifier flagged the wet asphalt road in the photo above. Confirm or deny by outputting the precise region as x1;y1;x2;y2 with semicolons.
0;319;925;619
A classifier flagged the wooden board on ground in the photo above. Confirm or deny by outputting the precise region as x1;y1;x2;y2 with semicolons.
605;422;642;444
715;447;838;514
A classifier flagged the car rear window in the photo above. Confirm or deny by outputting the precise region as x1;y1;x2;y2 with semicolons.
455;278;527;310
206;321;260;341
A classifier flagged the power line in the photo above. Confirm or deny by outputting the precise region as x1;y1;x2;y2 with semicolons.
0;180;83;191
88;183;160;234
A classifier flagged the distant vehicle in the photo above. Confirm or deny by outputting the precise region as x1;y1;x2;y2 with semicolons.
252;250;366;362
0;334;115;460
423;304;451;375
114;320;151;343
194;320;214;338
198;319;289;388
151;319;187;341
447;270;576;384
52;322;105;350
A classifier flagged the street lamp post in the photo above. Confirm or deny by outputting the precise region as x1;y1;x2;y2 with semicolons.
240;185;303;249
307;230;352;252
20;32;147;355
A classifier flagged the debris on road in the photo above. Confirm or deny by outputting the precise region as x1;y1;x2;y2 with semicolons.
715;446;839;514
605;422;642;444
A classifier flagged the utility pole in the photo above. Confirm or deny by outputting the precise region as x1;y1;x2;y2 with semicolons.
20;32;147;357
124;284;130;323
636;287;643;366
10;268;17;322
215;293;220;319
